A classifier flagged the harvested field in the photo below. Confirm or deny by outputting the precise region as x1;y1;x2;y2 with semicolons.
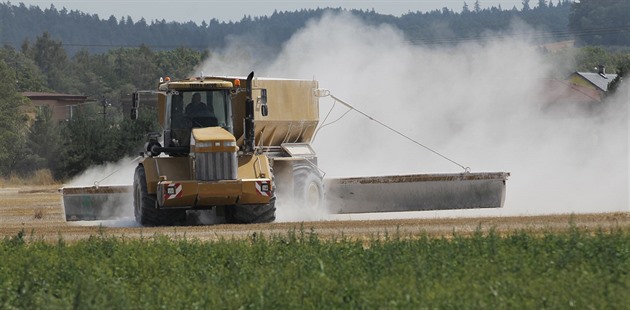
1;185;628;242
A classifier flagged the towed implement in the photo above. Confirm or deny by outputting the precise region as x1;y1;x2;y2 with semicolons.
61;185;131;221
325;172;508;214
61;72;509;225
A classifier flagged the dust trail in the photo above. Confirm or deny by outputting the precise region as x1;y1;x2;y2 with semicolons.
197;12;628;221
274;188;332;222
65;156;139;187
64;157;139;226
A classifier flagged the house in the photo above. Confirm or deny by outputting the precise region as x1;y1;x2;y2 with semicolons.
567;65;618;96
541;65;619;115
542;78;604;114
22;92;88;122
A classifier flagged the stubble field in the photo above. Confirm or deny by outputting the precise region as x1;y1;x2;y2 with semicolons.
1;186;629;241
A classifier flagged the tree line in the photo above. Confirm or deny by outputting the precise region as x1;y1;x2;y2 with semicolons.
1;0;628;56
0;0;628;181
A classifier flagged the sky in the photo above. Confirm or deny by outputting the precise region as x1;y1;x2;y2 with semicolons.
14;0;526;23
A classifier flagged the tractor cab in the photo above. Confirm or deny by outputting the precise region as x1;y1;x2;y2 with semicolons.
156;78;235;149
167;89;234;147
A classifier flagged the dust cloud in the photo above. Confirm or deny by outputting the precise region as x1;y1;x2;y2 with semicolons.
198;12;628;221
64;156;140;225
65;156;140;187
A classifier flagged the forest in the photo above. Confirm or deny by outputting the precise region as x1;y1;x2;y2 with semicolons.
1;1;572;54
0;0;628;181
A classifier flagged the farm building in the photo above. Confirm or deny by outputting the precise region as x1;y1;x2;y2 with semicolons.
22;92;88;122
567;65;618;96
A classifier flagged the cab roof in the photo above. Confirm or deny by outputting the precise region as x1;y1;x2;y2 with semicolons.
158;77;234;91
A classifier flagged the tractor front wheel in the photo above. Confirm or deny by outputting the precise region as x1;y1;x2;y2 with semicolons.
133;165;186;226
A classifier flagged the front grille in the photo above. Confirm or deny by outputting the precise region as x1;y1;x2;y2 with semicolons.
195;152;237;181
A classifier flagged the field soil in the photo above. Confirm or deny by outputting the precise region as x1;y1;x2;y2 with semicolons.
1;185;629;242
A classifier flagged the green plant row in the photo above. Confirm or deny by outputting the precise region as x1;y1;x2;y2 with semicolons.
0;227;628;309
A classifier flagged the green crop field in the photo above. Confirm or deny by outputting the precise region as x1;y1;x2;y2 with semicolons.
1;226;628;309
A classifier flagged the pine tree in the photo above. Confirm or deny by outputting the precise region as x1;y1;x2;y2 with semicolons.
27;32;71;92
474;0;481;13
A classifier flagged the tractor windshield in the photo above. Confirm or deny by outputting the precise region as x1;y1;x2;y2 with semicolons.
168;90;233;146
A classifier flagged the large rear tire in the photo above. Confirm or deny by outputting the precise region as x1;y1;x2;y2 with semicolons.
294;167;325;211
133;165;186;226
229;197;276;224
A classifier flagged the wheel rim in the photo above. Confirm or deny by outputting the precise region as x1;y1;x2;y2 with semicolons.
305;182;321;209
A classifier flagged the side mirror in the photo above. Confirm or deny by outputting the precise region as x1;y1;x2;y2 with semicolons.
260;89;267;105
260;89;269;116
131;92;139;120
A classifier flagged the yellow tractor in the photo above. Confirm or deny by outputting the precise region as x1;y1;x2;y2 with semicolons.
127;72;328;225
61;72;509;225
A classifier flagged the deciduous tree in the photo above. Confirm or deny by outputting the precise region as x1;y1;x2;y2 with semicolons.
0;60;30;177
